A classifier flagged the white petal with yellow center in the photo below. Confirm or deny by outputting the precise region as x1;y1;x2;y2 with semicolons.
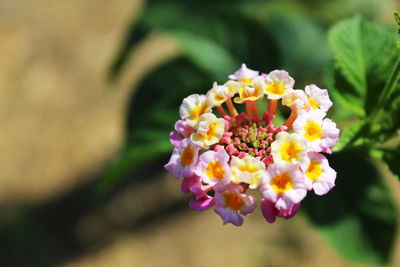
264;70;294;100
260;163;308;210
179;94;212;128
207;82;230;106
190;113;225;149
233;77;264;103
305;84;332;113
271;132;307;164
282;90;310;112
224;80;240;95
230;155;266;189
292;110;326;152
301;152;337;195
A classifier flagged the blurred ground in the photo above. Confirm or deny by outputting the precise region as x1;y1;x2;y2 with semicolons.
0;0;399;266
0;0;178;204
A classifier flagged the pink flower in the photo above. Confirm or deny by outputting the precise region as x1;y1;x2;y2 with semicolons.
180;174;201;194
181;173;215;210
164;138;199;179
189;192;215;211
214;183;257;226
194;149;231;186
169;131;182;147
169;120;193;147
320;118;340;154
261;198;300;223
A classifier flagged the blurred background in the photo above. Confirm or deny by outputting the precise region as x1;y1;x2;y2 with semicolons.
1;0;400;266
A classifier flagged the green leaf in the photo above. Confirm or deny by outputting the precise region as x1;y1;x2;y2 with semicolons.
328;71;365;117
328;16;400;115
303;152;398;264
329;17;368;96
332;120;365;152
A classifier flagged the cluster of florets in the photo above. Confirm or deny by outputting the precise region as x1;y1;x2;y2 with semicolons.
165;64;340;226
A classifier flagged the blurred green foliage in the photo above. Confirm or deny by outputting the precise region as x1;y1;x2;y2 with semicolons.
303;152;397;264
102;0;400;265
329;17;400;148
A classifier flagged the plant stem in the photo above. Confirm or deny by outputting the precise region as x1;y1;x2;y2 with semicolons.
217;105;227;117
283;111;297;131
250;101;258;118
245;101;253;118
226;97;238;117
267;99;277;115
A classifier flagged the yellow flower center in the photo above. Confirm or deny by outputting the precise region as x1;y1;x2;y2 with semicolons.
205;121;218;140
227;85;237;94
280;140;302;162
271;172;293;195
180;146;195;167
224;192;245;211
214;94;226;102
286;97;295;105
242;87;255;98
304;121;323;141
191;102;209;121
205;161;225;180
238;78;253;83
308;97;319;109
266;82;285;95
306;159;322;181
238;163;258;173
242;87;260;99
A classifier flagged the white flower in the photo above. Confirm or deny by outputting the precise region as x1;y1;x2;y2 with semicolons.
264;70;295;99
179;94;212;128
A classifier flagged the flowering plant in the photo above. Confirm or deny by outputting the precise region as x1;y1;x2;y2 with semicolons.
165;64;339;225
103;5;400;263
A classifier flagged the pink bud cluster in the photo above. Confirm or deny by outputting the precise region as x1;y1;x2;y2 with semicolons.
165;64;340;226
222;112;287;166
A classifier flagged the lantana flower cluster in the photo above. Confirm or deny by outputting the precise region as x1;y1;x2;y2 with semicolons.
165;64;340;226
